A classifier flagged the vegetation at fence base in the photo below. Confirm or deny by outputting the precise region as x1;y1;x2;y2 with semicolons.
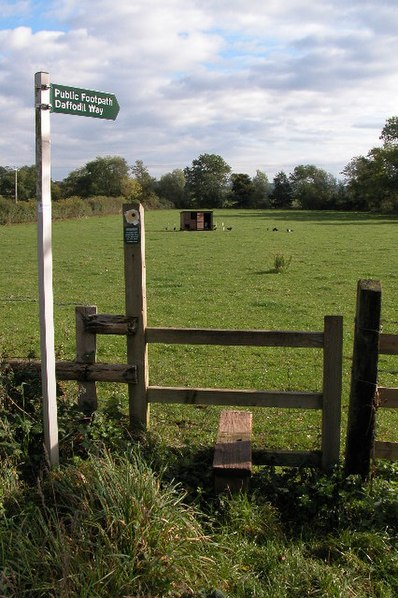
0;368;397;597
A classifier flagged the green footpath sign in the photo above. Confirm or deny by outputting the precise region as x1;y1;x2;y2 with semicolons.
50;83;120;120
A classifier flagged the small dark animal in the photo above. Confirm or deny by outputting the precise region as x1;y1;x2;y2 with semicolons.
286;228;293;233
272;227;278;231
227;226;232;231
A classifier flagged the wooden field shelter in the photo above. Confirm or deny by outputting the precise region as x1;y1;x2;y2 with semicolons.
180;210;213;231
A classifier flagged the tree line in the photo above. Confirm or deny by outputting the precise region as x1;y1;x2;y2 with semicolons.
1;117;397;212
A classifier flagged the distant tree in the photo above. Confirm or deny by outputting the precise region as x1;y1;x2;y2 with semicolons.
229;173;255;208
0;165;36;201
343;116;398;212
156;169;185;207
120;178;143;202
252;170;271;208
342;155;378;211
380;116;398;146
271;171;292;208
61;165;91;197
62;156;129;197
86;156;129;196
289;164;338;210
184;153;231;208
130;160;160;204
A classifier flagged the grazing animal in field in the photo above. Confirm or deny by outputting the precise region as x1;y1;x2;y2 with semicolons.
227;226;232;231
272;227;278;231
286;228;293;233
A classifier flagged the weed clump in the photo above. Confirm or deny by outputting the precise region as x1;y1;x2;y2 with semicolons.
273;253;292;273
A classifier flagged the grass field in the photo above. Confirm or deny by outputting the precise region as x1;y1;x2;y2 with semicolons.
1;208;398;597
1;209;398;452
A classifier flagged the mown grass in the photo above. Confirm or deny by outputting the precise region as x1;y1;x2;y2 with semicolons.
1;209;397;451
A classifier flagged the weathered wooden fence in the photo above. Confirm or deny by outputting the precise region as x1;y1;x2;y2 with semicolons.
3;204;344;471
68;306;343;470
375;331;398;460
345;279;398;478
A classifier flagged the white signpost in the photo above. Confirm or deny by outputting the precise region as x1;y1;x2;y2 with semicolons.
34;71;119;467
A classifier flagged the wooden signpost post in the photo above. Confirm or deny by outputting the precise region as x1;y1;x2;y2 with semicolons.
35;72;59;466
123;204;149;430
35;72;119;466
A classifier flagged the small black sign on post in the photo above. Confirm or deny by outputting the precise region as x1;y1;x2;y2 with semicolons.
123;208;141;245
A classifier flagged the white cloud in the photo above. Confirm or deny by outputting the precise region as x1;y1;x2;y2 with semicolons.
1;0;398;180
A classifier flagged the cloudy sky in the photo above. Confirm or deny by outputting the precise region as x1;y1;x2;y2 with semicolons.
1;0;398;182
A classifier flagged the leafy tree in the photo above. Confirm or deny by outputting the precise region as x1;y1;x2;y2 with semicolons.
0;165;36;201
271;171;292;208
131;160;156;195
229;173;255;208
343;117;398;212
120;178;143;202
252;170;271;208
289;164;338;210
156;169;185;207
62;156;129;197
380;116;398;146
130;160;160;205
86;156;129;196
184;153;231;208
61;165;90;197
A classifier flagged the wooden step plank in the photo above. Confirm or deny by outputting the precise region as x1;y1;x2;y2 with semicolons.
213;410;252;493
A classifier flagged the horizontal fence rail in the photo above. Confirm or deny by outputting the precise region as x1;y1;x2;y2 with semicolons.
4;358;137;383
145;327;324;348
147;386;323;408
252;449;322;468
83;313;138;336
379;333;398;355
1;308;343;471
374;330;398;461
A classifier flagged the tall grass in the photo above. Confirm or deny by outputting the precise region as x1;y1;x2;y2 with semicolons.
0;365;397;597
0;451;229;597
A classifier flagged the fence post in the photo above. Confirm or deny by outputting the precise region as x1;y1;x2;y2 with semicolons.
321;315;343;470
123;203;149;431
76;305;98;413
345;279;381;479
